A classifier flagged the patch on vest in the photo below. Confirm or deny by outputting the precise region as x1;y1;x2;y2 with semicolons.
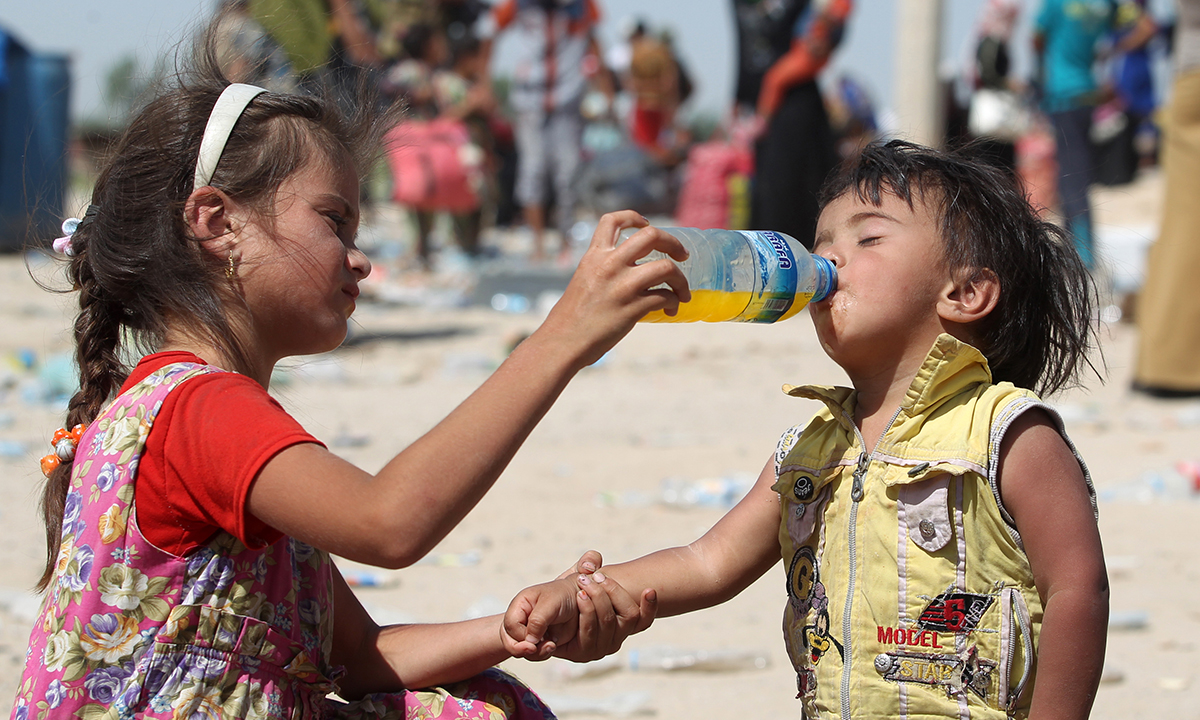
873;645;996;701
917;592;995;633
787;546;818;612
787;546;843;668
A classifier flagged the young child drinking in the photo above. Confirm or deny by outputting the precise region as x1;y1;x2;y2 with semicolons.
12;44;690;719
509;140;1108;719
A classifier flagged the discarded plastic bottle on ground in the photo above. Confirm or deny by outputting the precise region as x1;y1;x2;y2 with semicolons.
617;227;837;323
627;646;770;672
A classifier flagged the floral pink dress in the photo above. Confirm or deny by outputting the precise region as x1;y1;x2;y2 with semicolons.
11;363;556;720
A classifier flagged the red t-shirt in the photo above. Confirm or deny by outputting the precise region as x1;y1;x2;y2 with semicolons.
121;352;322;556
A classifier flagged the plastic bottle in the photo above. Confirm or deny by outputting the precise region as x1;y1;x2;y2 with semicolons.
626;646;770;672
618;227;837;323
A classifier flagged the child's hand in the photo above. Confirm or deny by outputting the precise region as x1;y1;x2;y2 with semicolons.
502;577;581;661
502;551;658;663
552;569;657;663
538;211;690;369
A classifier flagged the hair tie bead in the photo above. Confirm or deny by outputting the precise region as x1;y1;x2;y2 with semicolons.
40;424;86;477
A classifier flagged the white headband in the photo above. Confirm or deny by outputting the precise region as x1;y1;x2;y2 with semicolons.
193;83;268;191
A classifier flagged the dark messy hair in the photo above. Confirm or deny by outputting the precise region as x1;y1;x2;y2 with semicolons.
818;139;1100;397
36;31;400;591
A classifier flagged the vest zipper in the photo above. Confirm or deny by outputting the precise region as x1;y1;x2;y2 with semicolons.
840;406;904;719
1005;588;1034;713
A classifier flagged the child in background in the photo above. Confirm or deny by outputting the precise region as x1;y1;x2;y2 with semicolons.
13;39;689;719
511;140;1108;719
433;34;498;259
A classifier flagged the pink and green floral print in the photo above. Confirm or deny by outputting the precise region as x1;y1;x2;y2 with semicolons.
11;363;556;720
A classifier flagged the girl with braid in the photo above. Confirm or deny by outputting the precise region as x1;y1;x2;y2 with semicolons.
11;36;683;720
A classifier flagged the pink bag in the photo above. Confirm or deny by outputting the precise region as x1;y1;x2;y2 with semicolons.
674;139;755;229
386;119;482;213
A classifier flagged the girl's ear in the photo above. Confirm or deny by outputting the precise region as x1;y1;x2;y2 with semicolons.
184;187;234;248
937;267;1000;325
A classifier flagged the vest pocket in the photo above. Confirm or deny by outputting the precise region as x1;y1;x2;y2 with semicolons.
898;474;953;553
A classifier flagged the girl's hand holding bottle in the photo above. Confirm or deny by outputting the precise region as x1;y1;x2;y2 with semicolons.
535;211;691;369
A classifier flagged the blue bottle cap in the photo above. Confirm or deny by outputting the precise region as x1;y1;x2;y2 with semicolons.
811;255;837;302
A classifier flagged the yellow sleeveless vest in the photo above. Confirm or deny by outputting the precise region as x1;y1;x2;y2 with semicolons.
773;335;1094;719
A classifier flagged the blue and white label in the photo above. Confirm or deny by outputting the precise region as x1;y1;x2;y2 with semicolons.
741;231;799;323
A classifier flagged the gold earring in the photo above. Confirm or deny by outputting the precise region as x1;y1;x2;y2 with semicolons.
226;250;236;279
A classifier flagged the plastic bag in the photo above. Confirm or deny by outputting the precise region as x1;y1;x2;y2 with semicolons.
968;88;1031;141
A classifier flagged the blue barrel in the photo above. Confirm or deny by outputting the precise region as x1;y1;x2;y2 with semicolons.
0;27;71;252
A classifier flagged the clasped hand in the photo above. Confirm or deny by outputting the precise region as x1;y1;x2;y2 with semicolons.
502;551;656;663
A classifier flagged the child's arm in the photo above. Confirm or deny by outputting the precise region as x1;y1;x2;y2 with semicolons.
328;557;654;696
997;409;1108;720
506;454;784;647
247;212;690;569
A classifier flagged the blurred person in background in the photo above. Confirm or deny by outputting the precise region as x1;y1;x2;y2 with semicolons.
1032;0;1156;268
249;0;385;96
627;23;679;156
481;0;607;265
1134;0;1200;398
212;0;298;92
434;34;500;259
732;0;852;250
966;0;1024;175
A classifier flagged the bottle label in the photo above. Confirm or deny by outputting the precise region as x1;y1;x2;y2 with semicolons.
740;231;799;323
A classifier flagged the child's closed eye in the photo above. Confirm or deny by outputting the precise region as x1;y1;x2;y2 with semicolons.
324;212;348;230
858;236;880;246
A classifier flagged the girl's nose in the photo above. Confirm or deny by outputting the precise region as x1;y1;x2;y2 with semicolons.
348;246;372;280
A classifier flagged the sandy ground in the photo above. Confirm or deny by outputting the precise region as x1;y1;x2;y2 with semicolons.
1;171;1199;718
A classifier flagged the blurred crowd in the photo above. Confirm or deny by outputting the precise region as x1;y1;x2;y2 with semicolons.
206;0;878;270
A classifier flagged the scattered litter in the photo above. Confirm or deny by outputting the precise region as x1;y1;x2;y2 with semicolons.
552;647;770;680
659;474;755;510
1098;465;1200;503
594;490;654;509
1098;304;1122;324
1171;403;1200;428
627;646;770;672
463;595;506;620
3;348;35;371
1108;610;1149;632
491;293;531;313
416;550;481;567
331;432;371;448
342;570;397;588
1158;676;1190;691
536;691;653;717
548;655;624;681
